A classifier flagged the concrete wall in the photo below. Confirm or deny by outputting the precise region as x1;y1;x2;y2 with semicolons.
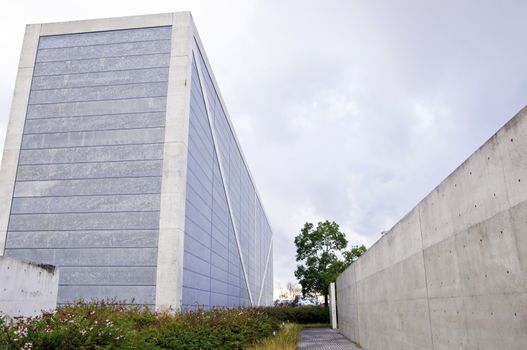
336;106;527;350
0;256;59;318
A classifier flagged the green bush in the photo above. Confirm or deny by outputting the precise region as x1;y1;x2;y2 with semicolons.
0;301;279;350
257;306;329;324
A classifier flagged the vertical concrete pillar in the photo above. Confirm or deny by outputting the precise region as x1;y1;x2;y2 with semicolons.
329;282;338;329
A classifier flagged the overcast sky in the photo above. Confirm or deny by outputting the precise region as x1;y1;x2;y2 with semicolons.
1;1;526;297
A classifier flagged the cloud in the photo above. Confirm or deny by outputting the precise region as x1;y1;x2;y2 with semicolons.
0;0;526;298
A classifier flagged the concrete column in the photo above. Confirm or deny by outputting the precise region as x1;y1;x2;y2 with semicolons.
0;24;40;256
329;282;338;329
155;12;193;312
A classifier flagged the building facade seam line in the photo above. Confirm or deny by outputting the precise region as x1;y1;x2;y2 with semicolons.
257;236;273;306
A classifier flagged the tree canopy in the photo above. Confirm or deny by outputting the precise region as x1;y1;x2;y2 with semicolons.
294;220;366;305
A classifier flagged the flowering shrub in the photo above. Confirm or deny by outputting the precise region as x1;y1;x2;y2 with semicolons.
0;301;279;350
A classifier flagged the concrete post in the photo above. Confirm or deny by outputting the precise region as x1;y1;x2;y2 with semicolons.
329;282;337;329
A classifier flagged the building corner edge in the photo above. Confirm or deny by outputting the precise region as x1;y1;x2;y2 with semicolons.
154;12;194;312
0;23;41;256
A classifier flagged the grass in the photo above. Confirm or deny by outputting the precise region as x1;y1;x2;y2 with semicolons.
246;322;330;349
302;323;330;328
246;323;303;350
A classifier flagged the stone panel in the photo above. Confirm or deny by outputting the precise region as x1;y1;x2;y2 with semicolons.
33;54;170;76
8;211;160;231
29;82;168;105
59;266;157;285
24;112;166;134
32;68;169;90
16;160;163;180
5;247;157;266
36;40;171;62
39;26;172;49
21;127;165;149
5;230;158;249
19;144;163;164
11;194;160;213
26;97;167;119
14;177;161;197
57;285;155;305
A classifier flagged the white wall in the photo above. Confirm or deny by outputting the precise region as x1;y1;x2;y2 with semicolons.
0;256;59;318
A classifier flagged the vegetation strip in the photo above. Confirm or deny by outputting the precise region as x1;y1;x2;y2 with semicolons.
0;301;329;349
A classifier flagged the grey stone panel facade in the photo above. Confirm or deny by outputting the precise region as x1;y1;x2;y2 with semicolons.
193;46;273;306
2;14;273;308
4;26;171;305
180;57;250;309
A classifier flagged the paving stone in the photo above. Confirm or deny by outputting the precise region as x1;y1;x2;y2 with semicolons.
298;328;362;350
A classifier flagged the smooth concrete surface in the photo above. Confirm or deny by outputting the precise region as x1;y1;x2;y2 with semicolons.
336;106;527;350
155;11;192;312
329;282;338;329
0;24;40;255
0;256;59;318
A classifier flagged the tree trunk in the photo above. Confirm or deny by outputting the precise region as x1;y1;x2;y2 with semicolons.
324;293;328;307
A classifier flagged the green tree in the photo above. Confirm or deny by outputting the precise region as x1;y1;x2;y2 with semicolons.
343;244;367;267
294;221;366;306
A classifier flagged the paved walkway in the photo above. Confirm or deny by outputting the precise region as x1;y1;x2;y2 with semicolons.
298;328;362;349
